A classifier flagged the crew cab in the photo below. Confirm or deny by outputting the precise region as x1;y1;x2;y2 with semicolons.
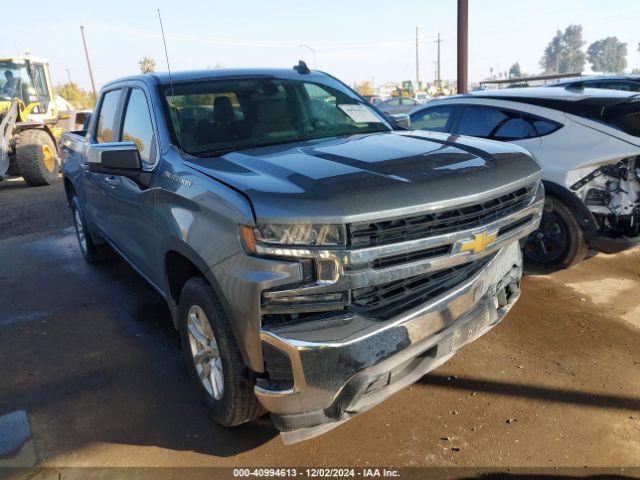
61;65;544;443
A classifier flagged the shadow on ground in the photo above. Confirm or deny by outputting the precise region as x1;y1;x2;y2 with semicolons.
0;229;278;460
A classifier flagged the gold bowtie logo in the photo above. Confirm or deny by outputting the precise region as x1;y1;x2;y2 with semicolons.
459;231;498;254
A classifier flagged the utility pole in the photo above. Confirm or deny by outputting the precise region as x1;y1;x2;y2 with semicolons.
435;32;442;88
415;26;420;85
80;25;97;98
457;0;469;93
65;68;72;84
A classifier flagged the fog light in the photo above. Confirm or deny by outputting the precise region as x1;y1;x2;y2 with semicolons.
261;291;348;314
267;293;345;305
315;259;340;283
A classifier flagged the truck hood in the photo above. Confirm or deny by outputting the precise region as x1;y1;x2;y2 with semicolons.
186;131;542;224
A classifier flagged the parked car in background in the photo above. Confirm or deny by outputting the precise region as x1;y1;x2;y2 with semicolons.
61;66;543;443
549;75;640;92
409;87;640;268
415;91;432;102
377;96;422;114
361;94;384;105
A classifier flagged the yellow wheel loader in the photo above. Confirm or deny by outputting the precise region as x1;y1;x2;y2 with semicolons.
0;55;62;186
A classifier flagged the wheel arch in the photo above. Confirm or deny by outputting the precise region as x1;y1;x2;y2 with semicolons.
163;244;255;369
163;243;230;326
542;180;599;236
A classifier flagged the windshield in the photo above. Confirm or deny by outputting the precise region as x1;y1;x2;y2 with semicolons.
0;61;30;102
162;76;392;156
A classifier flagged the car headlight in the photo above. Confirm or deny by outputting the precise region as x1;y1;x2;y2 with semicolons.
635;156;640;180
240;224;346;254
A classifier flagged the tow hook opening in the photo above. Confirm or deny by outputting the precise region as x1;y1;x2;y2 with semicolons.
496;281;520;308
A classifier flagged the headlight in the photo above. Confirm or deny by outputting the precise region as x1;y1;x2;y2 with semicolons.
635;156;640;180
240;224;346;254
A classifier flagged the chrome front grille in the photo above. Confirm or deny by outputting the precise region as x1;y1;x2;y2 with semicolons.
348;184;537;248
260;182;544;327
351;257;491;319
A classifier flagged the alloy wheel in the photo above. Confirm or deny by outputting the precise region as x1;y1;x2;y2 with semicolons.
524;211;569;264
187;305;224;400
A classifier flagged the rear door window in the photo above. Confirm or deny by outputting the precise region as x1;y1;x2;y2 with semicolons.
456;106;560;140
456;106;509;137
410;106;457;132
530;118;561;136
94;89;121;143
492;116;537;140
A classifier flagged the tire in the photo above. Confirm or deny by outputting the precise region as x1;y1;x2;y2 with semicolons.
524;196;588;268
178;276;265;427
6;157;19;177
70;196;112;264
15;129;59;186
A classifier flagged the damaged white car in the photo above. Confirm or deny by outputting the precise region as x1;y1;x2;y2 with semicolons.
407;87;640;267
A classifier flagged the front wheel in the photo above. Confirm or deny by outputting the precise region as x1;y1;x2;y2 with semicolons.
178;277;265;427
523;196;588;268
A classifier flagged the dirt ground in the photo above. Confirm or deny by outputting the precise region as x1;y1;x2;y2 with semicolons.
0;177;639;478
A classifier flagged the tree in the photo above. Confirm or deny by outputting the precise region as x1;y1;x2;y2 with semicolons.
354;80;374;96
138;57;156;74
55;82;95;109
509;62;522;78
540;25;586;74
587;37;627;73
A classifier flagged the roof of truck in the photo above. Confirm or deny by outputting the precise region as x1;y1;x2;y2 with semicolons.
105;67;327;88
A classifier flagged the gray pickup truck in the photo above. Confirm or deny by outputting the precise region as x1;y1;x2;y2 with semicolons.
61;65;544;443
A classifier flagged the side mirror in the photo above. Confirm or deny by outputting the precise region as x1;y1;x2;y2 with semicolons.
88;142;141;179
390;113;411;129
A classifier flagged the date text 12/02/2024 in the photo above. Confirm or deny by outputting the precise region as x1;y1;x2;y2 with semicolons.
232;468;401;478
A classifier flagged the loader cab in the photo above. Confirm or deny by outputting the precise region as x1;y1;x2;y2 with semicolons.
0;56;57;122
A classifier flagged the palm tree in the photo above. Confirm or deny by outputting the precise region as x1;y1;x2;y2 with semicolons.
138;57;156;74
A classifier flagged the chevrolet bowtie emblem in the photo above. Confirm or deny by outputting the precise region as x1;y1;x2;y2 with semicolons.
459;230;498;254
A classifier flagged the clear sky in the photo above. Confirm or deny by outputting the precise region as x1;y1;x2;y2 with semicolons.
3;0;640;90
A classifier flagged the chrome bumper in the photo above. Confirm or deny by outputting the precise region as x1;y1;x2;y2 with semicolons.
258;241;526;443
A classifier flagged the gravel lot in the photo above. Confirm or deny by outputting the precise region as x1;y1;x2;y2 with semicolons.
1;177;639;478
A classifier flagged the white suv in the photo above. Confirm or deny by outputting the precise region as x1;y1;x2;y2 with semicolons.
408;87;640;268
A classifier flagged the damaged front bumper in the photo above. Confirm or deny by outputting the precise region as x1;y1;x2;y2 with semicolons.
257;242;524;444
